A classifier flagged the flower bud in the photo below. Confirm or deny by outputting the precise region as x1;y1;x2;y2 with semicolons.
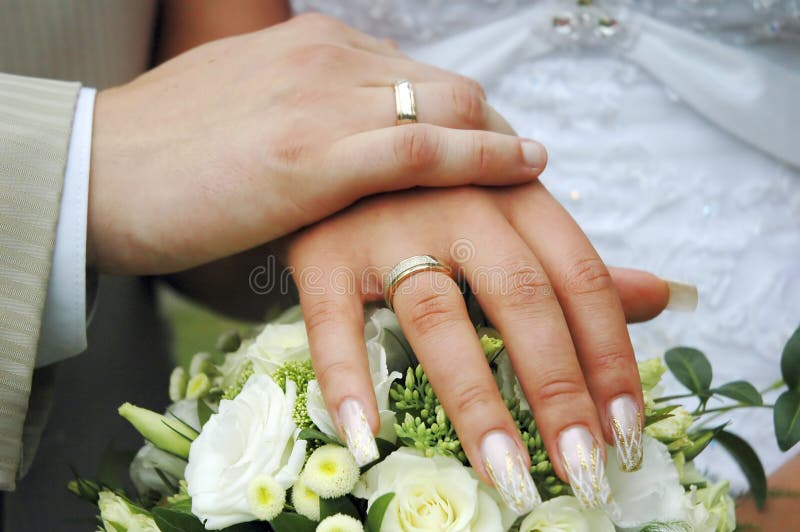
168;367;188;402
118;402;198;458
185;373;211;400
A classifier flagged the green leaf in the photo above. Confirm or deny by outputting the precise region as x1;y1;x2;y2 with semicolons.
320;496;361;521
774;389;800;451
152;507;207;532
366;492;395;532
197;399;214;427
664;347;712;394
781;326;800;390
269;512;317;532
712;381;763;406
644;405;680;427
716;430;767;510
297;427;337;445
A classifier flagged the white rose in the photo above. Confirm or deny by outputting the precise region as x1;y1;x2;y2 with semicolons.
352;448;514;531
246;321;310;375
362;307;413;375
307;309;402;443
98;490;159;531
493;350;530;412
518;496;615;532
186;374;307;529
607;435;699;530
129;442;187;497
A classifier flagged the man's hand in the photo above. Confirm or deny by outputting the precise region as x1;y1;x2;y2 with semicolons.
88;14;547;275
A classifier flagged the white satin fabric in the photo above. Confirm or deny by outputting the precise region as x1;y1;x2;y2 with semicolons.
292;0;800;492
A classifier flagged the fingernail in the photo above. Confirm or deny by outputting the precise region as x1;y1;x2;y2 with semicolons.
480;430;541;515
663;279;698;312
521;140;546;169
608;395;643;472
558;426;612;509
338;399;379;466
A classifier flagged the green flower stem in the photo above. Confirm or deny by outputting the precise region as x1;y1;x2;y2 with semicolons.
654;392;698;403
760;379;786;394
694;404;774;417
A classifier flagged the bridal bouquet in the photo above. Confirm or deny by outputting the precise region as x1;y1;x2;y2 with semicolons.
70;304;800;531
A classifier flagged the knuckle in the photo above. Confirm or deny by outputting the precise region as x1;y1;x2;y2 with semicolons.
532;373;587;405
561;257;613;297
591;347;634;374
316;359;357;391
450;83;487;128
457;76;487;100
471;132;493;177
304;297;350;335
403;290;459;337
291;42;349;67
393;124;440;173
452;381;498;416
497;257;555;310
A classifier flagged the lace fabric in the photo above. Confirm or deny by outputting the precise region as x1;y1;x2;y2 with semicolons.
292;0;800;46
290;0;800;492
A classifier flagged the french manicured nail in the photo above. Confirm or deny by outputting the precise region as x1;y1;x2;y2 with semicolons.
338;399;379;466
663;279;698;312
608;395;643;472
480;430;541;515
558;426;612;509
521;140;546;169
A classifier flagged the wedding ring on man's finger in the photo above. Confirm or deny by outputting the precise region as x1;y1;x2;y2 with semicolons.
384;255;453;311
394;79;417;125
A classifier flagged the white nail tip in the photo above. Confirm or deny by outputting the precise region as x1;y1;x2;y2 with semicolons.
608;395;643;472
481;431;541;515
664;279;698;312
338;399;379;467
558;426;613;510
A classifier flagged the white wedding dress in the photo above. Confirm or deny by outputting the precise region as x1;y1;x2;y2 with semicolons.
291;0;800;493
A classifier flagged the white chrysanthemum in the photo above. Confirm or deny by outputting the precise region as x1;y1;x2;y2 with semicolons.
291;474;321;521
168;367;188;401
303;445;360;499
316;513;364;532
246;474;286;521
307;309;403;443
186;375;306;529
353;448;514;531
518;496;615;532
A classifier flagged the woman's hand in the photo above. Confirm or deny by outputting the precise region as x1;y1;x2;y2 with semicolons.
284;182;676;514
88;13;546;274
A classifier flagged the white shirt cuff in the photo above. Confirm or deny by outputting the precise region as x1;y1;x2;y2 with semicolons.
36;87;96;367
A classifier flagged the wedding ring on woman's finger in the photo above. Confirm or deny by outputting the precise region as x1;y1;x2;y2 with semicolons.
394;79;417;125
384;255;453;311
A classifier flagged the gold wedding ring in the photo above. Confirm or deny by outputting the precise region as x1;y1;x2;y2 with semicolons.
384;255;453;311
394;79;417;125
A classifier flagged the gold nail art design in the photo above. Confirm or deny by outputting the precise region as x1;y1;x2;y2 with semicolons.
339;399;379;466
481;431;541;515
609;395;643;472
558;426;613;510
